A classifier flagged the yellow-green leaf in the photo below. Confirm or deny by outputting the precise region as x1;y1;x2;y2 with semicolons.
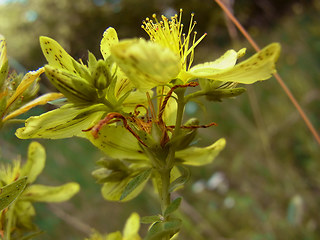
120;169;151;200
21;182;80;202
101;173;148;202
176;138;226;166
21;142;46;184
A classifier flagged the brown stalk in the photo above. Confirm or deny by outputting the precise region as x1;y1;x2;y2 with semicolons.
214;0;320;145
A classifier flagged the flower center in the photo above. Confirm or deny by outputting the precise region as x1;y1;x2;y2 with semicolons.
142;9;206;71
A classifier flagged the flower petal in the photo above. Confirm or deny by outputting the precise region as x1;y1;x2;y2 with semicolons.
21;182;80;202
100;27;119;60
5;68;44;111
3;92;63;121
190;49;238;72
188;43;281;84
16;104;106;139
176;138;226;166
123;212;141;240
0;35;7;68
21;142;46;184
40;36;77;73
111;39;181;89
86;125;148;160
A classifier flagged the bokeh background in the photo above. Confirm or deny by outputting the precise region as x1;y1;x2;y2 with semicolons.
1;0;320;239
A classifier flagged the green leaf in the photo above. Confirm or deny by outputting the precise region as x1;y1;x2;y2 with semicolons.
20;231;44;240
0;177;27;211
175;138;226;166
21;142;46;183
21;182;80;202
140;215;162;224
164;197;182;217
120;169;151;201
168;166;190;193
101;174;148;202
144;219;181;240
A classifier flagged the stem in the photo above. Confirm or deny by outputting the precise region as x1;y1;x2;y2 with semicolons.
167;89;186;168
160;168;171;216
156;89;186;240
5;203;15;240
184;90;206;102
214;0;320;145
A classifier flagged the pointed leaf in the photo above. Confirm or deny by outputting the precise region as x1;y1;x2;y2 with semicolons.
164;197;182;217
140;215;162;224
20;231;44;240
145;219;181;240
21;182;80;202
21;142;46;183
101;171;149;202
120;169;151;200
0;177;27;211
168;166;190;192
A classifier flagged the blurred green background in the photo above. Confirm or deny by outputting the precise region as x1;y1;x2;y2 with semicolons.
1;0;320;239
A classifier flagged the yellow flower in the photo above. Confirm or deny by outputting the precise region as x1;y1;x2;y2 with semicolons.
110;9;280;90
0;35;63;128
16;32;150;139
85;213;141;240
0;142;79;236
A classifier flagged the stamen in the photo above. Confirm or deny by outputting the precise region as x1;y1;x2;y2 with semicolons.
142;10;206;71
